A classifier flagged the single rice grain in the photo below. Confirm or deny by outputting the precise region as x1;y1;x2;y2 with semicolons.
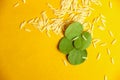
111;57;115;64
13;2;19;7
97;52;101;60
111;39;117;45
25;28;31;32
63;59;67;66
22;0;26;4
100;42;107;46
109;1;112;8
20;21;27;29
107;48;111;55
108;30;114;37
104;75;108;80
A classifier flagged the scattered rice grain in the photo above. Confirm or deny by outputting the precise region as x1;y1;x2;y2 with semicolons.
96;16;100;22
91;24;94;31
82;56;88;60
93;38;101;44
111;57;114;64
25;28;31;32
82;35;87;40
85;0;89;5
92;18;97;24
97;52;101;60
101;19;106;23
27;19;35;24
92;42;96;48
72;36;79;41
107;48;111;55
13;2;19;8
46;31;51;37
101;20;106;26
87;11;92;16
109;1;112;8
63;59;67;66
34;17;39;23
20;21;27;29
81;0;85;6
98;1;102;6
98;25;105;31
104;75;108;80
100;42;107;46
47;3;56;11
111;39;117;45
83;22;88;27
100;14;106;19
22;0;26;4
108;30;114;37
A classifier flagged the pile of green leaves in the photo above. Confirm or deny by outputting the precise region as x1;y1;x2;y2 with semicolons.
58;22;92;65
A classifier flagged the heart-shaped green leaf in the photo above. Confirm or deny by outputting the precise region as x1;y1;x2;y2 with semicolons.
74;32;92;50
65;22;83;40
58;37;74;54
68;49;87;65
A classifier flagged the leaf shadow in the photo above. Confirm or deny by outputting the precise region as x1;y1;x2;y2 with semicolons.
62;20;74;35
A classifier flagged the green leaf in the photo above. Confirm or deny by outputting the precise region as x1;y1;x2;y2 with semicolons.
65;22;83;40
74;32;92;50
68;49;87;65
58;37;74;54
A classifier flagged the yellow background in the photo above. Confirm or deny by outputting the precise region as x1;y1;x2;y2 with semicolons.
0;0;120;80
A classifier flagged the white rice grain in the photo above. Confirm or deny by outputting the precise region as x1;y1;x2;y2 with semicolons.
97;52;101;60
108;30;114;37
109;1;112;8
98;25;105;31
92;18;97;24
89;7;95;11
111;57;115;64
92;38;100;41
96;16;101;22
83;22;88;27
34;17;40;23
63;59;67;66
46;31;51;37
82;0;85;6
13;2;19;8
82;56;88;60
85;0;89;6
93;38;101;44
101;20;106;26
101;19;106;23
107;48;111;55
100;42;107;46
25;28;31;32
111;39;117;45
98;0;102;6
100;14;106;19
92;42;96;48
104;75;108;80
72;36;79;41
27;19;35;24
88;22;92;28
87;11;92;16
20;21;27;29
22;0;26;4
82;35;87;41
91;24;94;31
47;3;56;11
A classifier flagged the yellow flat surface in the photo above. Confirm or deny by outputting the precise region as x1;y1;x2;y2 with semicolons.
0;0;120;80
